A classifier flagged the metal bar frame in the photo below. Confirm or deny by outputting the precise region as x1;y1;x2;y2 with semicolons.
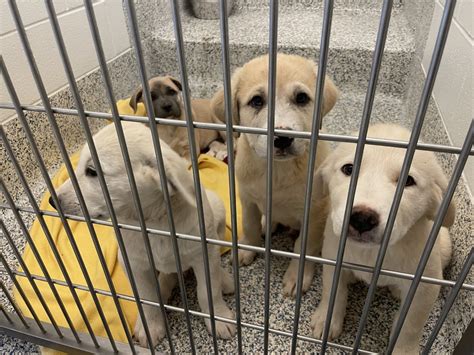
0;0;471;353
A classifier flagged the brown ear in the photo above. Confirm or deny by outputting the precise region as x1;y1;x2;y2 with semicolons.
313;155;331;201
168;76;183;91
129;86;143;113
210;67;242;127
322;75;340;116
427;162;456;227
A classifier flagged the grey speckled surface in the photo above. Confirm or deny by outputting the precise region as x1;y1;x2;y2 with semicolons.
1;0;472;353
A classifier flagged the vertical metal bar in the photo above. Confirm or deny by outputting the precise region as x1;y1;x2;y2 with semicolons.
422;248;473;354
317;1;394;353
351;0;458;351
387;121;473;352
169;0;217;351
217;0;242;352
43;1;136;352
263;0;278;352
0;56;104;349
0;272;34;329
0;305;14;324
83;1;175;352
289;0;334;352
8;1;118;350
0;216;65;339
0;179;81;343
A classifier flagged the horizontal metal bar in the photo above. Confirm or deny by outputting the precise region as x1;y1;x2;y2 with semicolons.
0;102;471;155
0;315;148;354
0;270;375;354
1;204;471;291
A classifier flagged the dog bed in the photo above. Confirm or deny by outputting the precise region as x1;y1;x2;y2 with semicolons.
13;99;242;347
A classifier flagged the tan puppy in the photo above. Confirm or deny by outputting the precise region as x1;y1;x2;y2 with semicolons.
211;54;340;297
130;76;227;160
311;124;455;354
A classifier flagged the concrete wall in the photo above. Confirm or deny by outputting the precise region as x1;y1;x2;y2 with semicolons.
0;0;130;122
422;0;473;191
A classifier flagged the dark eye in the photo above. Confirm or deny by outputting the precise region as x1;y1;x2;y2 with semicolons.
249;95;264;109
166;88;177;96
405;175;416;187
295;92;310;105
341;163;353;176
86;166;97;177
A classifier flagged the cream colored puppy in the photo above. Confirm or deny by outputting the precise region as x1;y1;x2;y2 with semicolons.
211;54;339;297
130;76;227;160
311;124;455;354
54;122;235;347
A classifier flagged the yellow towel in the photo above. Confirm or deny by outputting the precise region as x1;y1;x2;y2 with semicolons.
14;98;242;349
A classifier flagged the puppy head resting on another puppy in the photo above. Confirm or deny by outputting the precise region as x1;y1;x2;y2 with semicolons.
130;76;183;119
211;54;339;160
55;122;196;220
315;124;456;246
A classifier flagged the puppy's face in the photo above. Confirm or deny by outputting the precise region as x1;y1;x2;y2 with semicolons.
55;122;195;220
211;54;339;160
130;76;183;118
316;124;456;246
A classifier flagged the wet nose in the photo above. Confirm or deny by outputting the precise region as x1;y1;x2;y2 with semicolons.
274;136;294;149
350;208;379;233
162;104;172;112
49;196;56;210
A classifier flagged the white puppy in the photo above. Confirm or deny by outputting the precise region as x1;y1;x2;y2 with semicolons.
310;124;455;354
211;54;339;297
55;122;235;347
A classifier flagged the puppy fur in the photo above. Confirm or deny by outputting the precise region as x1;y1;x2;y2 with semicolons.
310;124;455;354
211;54;340;297
130;76;227;160
55;122;235;347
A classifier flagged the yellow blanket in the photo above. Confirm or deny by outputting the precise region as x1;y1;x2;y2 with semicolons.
14;99;242;346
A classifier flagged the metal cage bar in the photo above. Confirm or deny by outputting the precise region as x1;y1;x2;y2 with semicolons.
290;0;334;352
321;0;394;352
217;0;243;352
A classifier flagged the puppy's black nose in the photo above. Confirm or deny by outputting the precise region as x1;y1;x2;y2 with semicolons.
274;136;294;150
350;208;379;233
162;104;172;112
49;196;56;210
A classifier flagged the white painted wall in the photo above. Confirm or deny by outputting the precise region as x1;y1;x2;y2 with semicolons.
0;0;130;122
422;0;473;191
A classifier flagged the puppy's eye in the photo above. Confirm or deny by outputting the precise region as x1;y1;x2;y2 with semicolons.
341;163;353;176
166;88;177;96
295;92;310;105
249;95;265;109
85;166;97;177
405;175;416;187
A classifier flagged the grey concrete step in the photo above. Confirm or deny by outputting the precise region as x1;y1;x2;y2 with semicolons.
146;7;414;95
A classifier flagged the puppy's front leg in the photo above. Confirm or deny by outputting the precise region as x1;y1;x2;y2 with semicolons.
193;251;236;339
283;204;326;297
238;196;262;266
311;265;350;341
391;281;440;355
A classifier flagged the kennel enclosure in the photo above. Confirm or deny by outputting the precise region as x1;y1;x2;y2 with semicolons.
1;0;473;353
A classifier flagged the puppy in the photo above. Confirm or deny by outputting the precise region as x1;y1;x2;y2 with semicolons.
310;124;455;354
130;76;227;160
55;122;236;347
211;54;340;297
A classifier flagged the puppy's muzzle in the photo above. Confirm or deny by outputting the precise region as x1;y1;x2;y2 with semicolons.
348;206;380;243
274;127;294;151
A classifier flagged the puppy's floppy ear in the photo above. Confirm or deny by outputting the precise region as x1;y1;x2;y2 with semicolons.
427;160;456;227
166;168;197;208
129;86;143;113
210;67;242;126
313;65;340;117
313;155;331;201
168;76;183;91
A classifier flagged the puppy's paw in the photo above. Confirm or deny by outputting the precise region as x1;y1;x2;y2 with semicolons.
133;316;166;348
310;307;342;341
238;249;257;266
207;141;228;161
282;261;314;298
209;307;236;339
221;269;235;295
